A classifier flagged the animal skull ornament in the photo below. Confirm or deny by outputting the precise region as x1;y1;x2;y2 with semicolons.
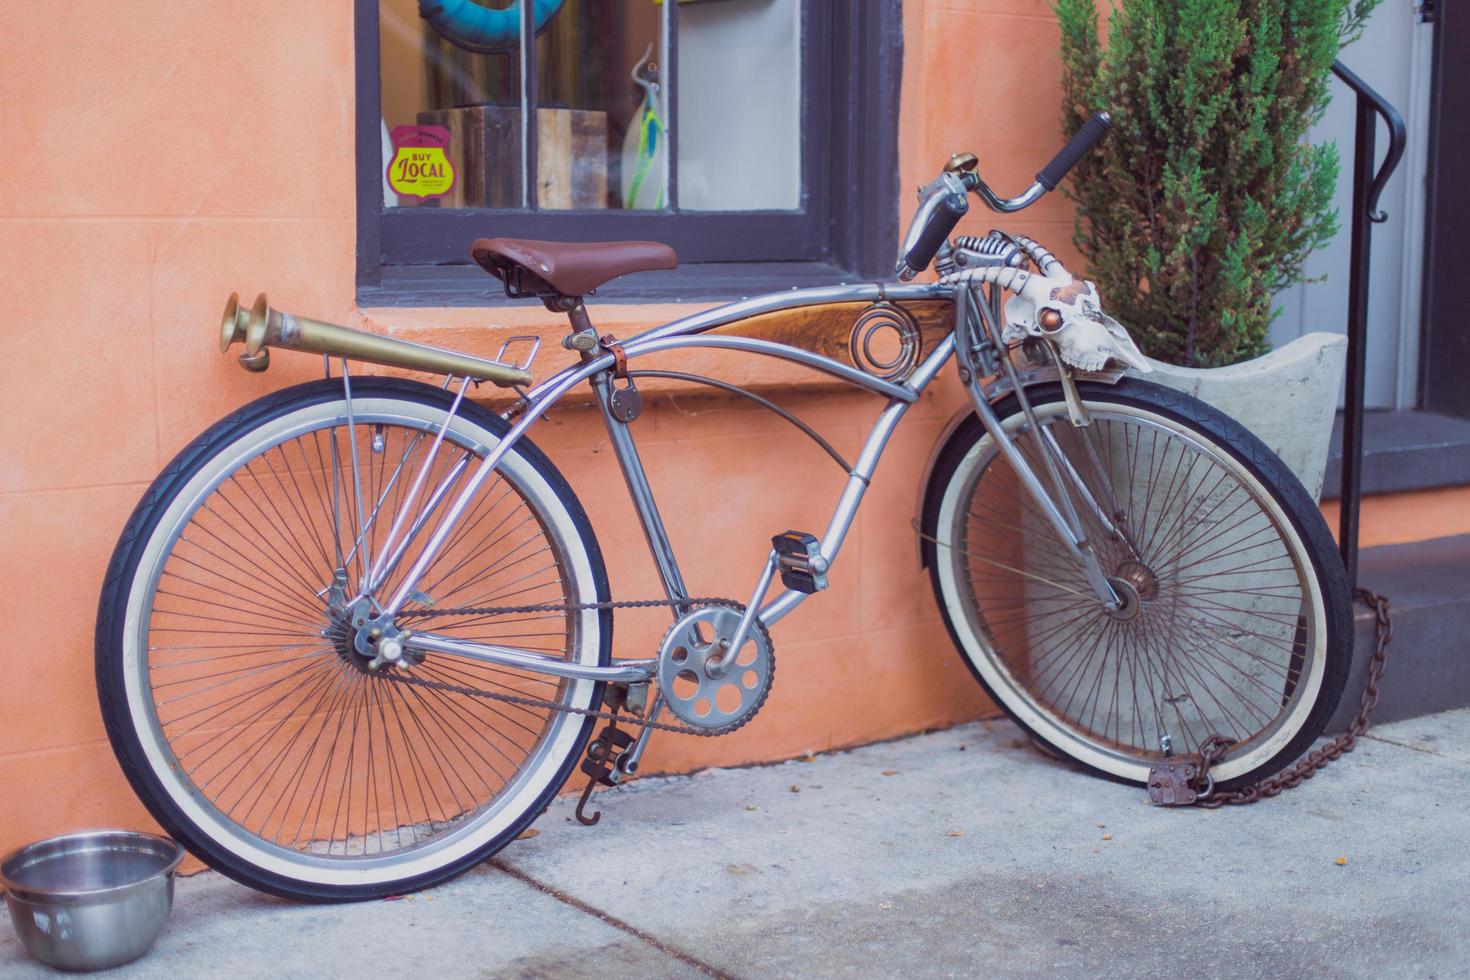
941;236;1152;374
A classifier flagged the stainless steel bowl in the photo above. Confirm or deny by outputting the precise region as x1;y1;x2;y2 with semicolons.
1;831;185;972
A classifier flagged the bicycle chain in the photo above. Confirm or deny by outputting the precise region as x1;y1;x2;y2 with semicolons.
382;587;1391;793
382;596;772;737
1188;587;1393;807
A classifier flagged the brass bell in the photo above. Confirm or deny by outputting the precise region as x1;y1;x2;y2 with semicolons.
943;152;979;175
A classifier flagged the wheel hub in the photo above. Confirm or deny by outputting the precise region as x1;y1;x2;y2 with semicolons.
1114;558;1160;599
1104;560;1159;622
327;597;410;674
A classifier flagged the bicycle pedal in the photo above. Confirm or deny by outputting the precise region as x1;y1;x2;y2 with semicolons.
772;530;829;594
580;723;635;787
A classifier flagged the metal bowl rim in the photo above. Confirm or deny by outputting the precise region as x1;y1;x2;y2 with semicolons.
0;830;185;902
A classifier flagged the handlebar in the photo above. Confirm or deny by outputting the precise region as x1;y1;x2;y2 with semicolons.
895;111;1112;280
968;111;1113;209
897;175;968;280
1036;112;1112;190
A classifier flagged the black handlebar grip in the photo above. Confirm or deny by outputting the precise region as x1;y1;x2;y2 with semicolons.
1036;112;1112;191
903;192;967;275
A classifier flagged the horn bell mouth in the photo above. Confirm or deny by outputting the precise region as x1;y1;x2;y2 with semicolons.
220;292;248;352
245;293;272;356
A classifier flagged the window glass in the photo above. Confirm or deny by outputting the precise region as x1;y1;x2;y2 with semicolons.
378;0;800;214
533;4;666;210
676;0;801;211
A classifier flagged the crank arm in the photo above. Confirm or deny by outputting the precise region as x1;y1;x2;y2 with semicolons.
404;632;657;683
608;694;665;784
708;551;778;680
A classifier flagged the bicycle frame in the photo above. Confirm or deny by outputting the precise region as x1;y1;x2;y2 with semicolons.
385;277;1121;689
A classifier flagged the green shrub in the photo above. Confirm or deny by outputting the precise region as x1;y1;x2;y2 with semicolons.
1053;0;1379;367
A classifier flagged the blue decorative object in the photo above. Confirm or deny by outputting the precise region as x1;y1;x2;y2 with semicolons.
418;0;567;54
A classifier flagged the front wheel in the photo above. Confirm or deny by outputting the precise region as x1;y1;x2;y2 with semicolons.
922;378;1351;789
96;378;611;900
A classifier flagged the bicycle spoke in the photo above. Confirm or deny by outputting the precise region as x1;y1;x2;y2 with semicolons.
951;402;1317;765
137;406;584;866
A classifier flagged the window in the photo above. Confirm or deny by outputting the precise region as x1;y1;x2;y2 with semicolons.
355;0;902;304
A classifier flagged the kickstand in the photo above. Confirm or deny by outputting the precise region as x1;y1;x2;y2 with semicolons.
574;779;603;827
575;719;634;826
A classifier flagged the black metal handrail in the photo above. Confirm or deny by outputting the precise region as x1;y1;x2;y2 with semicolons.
1331;58;1408;590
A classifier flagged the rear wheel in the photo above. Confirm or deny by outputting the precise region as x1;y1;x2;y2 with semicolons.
922;379;1351;788
96;378;610;900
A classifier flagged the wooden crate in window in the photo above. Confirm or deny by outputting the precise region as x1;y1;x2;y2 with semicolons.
417;106;608;209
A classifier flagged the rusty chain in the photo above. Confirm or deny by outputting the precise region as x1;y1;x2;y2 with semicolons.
1186;587;1393;807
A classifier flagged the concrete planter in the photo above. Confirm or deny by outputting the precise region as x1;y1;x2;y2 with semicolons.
1134;332;1348;500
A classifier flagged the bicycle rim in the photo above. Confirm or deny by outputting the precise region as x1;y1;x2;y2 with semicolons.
117;389;603;888
933;395;1329;784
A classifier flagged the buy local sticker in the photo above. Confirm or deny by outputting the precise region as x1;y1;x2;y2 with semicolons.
387;125;455;200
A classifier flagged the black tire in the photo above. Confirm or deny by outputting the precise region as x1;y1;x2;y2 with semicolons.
96;378;611;901
921;378;1352;790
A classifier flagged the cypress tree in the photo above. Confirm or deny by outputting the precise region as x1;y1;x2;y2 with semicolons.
1053;0;1379;367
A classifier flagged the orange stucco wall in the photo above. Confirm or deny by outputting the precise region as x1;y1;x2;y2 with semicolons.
0;1;1447;861
1320;486;1470;549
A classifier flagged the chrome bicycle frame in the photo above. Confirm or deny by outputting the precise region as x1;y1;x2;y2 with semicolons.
383;278;1119;688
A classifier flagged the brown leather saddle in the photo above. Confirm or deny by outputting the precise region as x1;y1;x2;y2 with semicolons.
471;238;678;299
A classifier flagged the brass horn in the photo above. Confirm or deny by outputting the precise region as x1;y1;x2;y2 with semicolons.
218;293;533;387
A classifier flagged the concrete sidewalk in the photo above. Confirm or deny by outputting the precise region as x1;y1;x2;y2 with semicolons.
3;710;1467;979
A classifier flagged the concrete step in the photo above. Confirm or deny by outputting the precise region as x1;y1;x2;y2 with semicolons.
1329;532;1470;731
1322;409;1470;497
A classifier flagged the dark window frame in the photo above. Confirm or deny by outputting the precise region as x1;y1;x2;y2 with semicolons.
354;0;902;306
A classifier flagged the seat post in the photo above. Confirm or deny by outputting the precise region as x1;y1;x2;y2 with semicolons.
560;298;600;357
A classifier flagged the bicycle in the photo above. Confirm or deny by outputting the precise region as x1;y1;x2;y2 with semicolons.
95;114;1351;900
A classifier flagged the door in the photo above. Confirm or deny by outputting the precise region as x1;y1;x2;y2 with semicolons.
1271;2;1435;410
1421;0;1470;417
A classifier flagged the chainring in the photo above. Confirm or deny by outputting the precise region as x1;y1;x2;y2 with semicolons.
656;606;775;731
